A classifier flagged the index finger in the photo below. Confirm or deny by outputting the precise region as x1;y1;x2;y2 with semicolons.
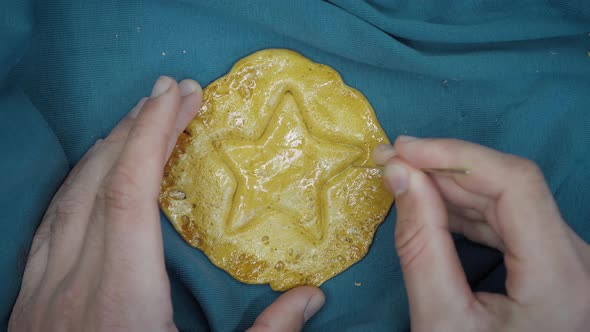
99;77;201;279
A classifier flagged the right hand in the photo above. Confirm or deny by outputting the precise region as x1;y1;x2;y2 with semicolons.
374;136;590;332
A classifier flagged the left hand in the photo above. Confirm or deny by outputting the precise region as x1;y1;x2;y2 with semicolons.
9;76;324;332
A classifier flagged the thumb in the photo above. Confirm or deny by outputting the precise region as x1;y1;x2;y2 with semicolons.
384;157;475;328
247;287;325;332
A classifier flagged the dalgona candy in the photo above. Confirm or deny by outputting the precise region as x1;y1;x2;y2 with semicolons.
159;49;393;291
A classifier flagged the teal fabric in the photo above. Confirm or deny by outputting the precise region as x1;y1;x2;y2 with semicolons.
2;0;590;331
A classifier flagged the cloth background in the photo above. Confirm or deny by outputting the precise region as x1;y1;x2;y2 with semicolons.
1;1;589;331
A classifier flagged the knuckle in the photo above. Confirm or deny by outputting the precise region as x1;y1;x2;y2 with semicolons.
133;116;171;143
94;282;129;328
93;138;105;148
131;100;174;135
53;195;87;220
436;138;466;154
143;93;172;110
83;139;106;158
44;286;86;328
508;157;545;183
30;219;52;251
103;134;124;146
95;281;122;309
93;282;176;331
105;119;133;144
61;139;105;188
98;168;141;212
53;287;84;317
512;156;540;174
394;218;430;270
8;302;35;331
132;117;161;135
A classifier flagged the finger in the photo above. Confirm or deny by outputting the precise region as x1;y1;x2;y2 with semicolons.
97;76;191;299
100;76;199;250
101;75;180;211
384;159;475;327
247;287;325;332
448;211;504;251
445;201;486;222
167;79;202;156
107;76;195;199
430;174;491;215
474;292;519;328
373;143;397;165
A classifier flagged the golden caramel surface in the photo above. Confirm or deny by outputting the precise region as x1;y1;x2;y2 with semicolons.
160;49;393;291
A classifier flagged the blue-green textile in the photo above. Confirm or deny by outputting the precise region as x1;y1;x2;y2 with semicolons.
1;1;589;331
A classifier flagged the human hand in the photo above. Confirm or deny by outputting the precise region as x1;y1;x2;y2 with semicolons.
9;76;324;332
374;136;590;332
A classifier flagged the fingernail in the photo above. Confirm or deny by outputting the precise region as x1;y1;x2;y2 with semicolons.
372;144;396;165
151;76;173;98
397;135;418;143
179;79;201;97
384;164;409;195
303;294;325;322
129;97;148;119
